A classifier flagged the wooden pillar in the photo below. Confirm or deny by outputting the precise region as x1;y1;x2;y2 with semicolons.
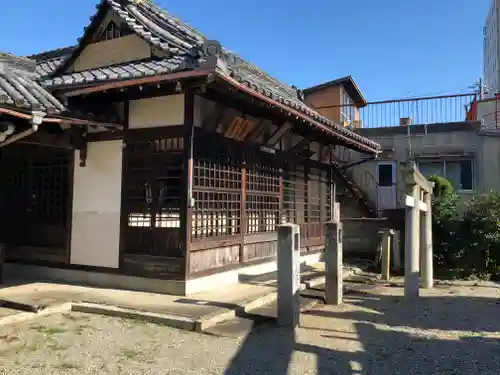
421;192;433;289
240;157;247;263
405;184;420;299
181;91;195;278
330;168;337;221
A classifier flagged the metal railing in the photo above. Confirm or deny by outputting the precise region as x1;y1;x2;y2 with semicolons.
324;93;477;128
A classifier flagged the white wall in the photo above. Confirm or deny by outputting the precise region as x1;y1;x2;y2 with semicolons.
70;140;123;269
129;95;184;128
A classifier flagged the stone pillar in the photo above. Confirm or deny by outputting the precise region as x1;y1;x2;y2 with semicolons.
405;184;420;299
392;230;401;271
277;223;301;328
325;221;343;305
420;192;433;289
379;229;394;281
333;202;340;223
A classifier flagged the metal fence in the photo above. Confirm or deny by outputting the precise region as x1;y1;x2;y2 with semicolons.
330;93;477;128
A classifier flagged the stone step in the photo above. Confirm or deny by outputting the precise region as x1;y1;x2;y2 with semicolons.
202;294;321;338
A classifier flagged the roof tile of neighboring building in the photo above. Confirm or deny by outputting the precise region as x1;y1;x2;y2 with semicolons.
0;53;121;126
0;53;66;114
27;46;76;79
30;0;380;153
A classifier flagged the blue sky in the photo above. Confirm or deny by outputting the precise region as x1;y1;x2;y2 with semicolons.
0;0;491;101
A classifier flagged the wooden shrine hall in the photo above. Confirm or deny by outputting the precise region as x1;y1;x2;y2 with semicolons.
0;0;381;295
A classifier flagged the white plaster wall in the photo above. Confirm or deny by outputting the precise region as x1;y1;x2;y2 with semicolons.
129;95;184;129
70;140;123;269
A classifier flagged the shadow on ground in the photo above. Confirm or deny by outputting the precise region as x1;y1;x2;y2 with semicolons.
223;287;500;375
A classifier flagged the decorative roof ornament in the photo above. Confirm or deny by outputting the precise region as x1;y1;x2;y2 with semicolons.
201;40;241;75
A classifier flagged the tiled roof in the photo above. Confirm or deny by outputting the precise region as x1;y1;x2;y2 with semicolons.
35;0;380;152
0;53;122;126
0;53;66;114
43;56;196;89
27;46;75;79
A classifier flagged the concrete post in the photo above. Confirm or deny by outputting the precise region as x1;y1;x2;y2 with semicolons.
420;192;433;289
405;184;420;299
277;223;301;328
379;229;394;281
325;221;343;305
392;230;401;271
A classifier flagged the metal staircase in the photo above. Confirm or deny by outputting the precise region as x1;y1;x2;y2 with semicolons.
331;146;380;218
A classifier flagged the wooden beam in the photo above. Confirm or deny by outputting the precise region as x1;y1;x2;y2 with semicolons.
19;132;74;149
244;119;266;142
234;117;256;141
202;102;226;133
290;134;315;154
265;122;293;147
320;144;333;164
182;90;195;278
224;116;246;138
63;70;211;98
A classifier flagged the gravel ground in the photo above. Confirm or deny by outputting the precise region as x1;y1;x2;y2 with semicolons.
0;282;498;374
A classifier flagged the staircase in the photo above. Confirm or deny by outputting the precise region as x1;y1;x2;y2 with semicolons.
331;146;380;218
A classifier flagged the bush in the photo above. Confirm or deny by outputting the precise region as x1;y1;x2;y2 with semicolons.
428;175;454;197
432;182;500;280
432;185;461;270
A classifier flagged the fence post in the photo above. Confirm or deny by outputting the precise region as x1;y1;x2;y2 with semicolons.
277;223;301;328
392;230;401;271
379;229;394;281
325;221;343;305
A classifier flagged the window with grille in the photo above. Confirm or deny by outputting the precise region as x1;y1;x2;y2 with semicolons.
245;151;280;233
192;139;241;238
124;137;183;230
283;163;306;225
97;21;123;42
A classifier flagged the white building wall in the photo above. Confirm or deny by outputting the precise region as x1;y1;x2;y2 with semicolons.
129;94;184;128
70;140;123;269
484;0;500;97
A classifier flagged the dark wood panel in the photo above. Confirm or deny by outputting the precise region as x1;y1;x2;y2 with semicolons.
243;241;277;262
123;254;185;280
6;246;68;264
189;245;240;274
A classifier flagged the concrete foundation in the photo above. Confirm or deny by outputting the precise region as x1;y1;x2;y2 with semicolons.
5;251;323;296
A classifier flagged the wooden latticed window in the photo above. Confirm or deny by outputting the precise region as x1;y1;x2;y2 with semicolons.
192;139;241;238
122;137;184;258
96;21;123;42
283;163;306;225
245;150;280;233
308;168;327;223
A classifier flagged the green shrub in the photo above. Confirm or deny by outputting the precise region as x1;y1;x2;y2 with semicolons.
428;175;455;197
431;185;500;280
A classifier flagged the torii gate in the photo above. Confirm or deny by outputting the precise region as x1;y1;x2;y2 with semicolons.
402;161;435;299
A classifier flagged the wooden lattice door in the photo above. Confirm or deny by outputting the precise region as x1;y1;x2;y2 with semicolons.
0;144;72;259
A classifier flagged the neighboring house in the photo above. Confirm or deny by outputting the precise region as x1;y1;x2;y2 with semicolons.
0;0;380;295
484;0;500;97
303;76;367;128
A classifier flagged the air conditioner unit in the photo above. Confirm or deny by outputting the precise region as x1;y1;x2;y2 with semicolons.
400;117;413;126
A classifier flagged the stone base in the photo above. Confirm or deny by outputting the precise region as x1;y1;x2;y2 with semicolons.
4;251;324;296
